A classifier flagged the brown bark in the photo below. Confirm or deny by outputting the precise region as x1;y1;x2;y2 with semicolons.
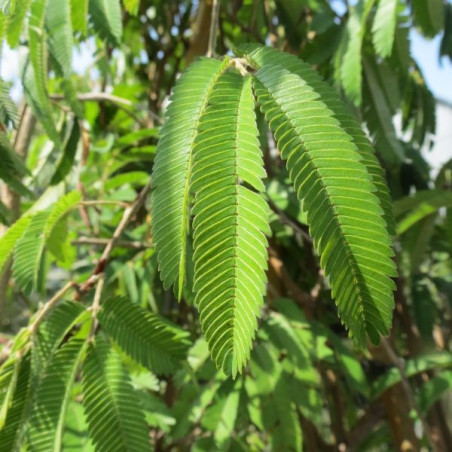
185;0;213;64
381;384;420;452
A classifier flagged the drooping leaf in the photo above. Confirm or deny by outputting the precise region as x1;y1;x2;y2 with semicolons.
191;71;269;376
81;335;151;452
122;0;139;15
0;352;32;451
372;0;399;58
0;215;32;276
0;132;31;197
28;337;86;452
0;81;19;127
253;63;396;346
363;56;405;167
151;57;228;298
46;0;73;76
27;0;60;144
6;0;31;47
338;0;374;106
89;0;123;46
12;191;81;294
394;189;452;234
98;296;191;374
70;0;88;35
50;119;80;185
34;300;85;365
412;0;444;38
241;44;396;235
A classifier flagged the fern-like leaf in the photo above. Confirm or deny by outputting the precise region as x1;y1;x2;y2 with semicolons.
70;0;88;34
253;64;396;345
241;44;396;235
89;0;122;46
46;0;73;76
5;0;30;47
98;296;191;374
34;300;85;366
151;57;228;298
12;191;81;294
338;0;373;106
28;337;86;452
0;357;18;429
82;335;151;452
28;0;59;144
413;0;444;38
0;352;32;451
0;132;30;197
0;215;31;276
191;71;269;376
0;81;19;127
372;0;399;58
363;56;405;167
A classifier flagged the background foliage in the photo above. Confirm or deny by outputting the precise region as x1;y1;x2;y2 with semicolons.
0;0;451;450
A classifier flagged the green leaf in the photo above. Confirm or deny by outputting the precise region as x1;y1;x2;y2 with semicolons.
27;0;60;144
0;132;31;197
46;0;73;76
0;351;32;451
50;120;80;185
338;0;374;106
207;380;242;450
62;402;94;451
0;80;19;127
372;0;399;58
394;190;452;234
241;44;396;235
0;0;15;15
5;0;30;47
413;0;444;38
122;0;139;15
82;335;151;452
253;63;396;346
0;215;32;276
191;71;269;377
372;353;452;398
363;56;405;167
34;300;85;366
28;337;86;452
0;357;19;429
89;0;123;46
98;296;191;374
12;191;81;294
417;370;452;414
151;57;228;298
70;0;88;35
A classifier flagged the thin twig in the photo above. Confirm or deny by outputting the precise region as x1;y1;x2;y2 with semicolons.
80;200;131;208
380;337;439;452
267;199;313;243
76;180;152;297
88;273;105;340
50;93;156;126
207;0;220;57
72;237;151;249
28;281;76;335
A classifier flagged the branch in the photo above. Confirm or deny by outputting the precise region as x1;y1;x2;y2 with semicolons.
76;180;152;297
28;280;78;335
207;0;220;57
72;237;151;249
50;93;160;125
380;337;439;452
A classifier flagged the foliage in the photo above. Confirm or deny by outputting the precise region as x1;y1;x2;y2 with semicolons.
0;0;450;450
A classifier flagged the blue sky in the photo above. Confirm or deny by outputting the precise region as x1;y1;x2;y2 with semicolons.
411;30;452;104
